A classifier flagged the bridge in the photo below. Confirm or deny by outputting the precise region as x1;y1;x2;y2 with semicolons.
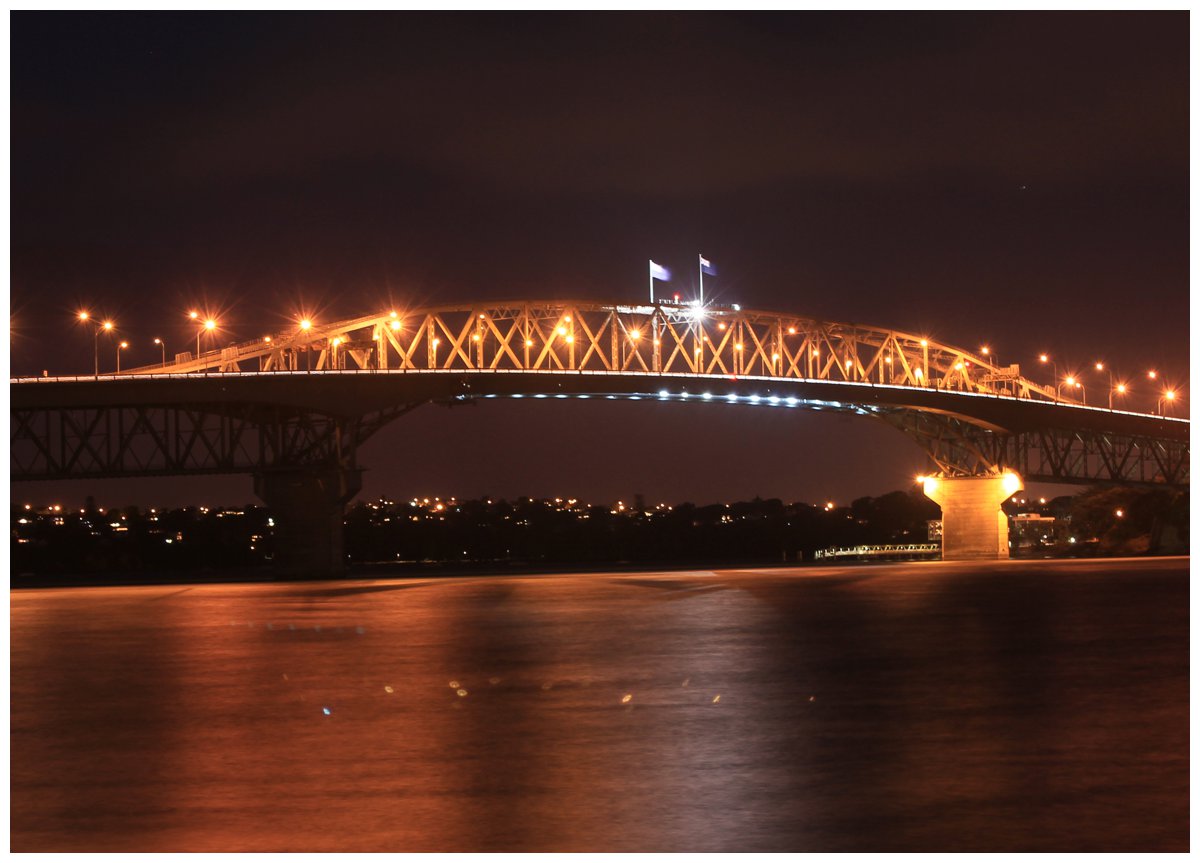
11;299;1189;572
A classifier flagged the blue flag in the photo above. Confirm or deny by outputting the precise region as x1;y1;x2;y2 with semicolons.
649;260;671;281
699;256;717;276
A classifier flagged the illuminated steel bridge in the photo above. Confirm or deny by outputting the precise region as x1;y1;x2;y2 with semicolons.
11;299;1189;569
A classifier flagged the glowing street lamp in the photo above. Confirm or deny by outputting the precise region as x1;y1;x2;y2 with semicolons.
153;337;166;367
116;340;129;373
196;317;217;360
76;311;108;377
1039;354;1058;400
1157;388;1178;416
1090;361;1116;408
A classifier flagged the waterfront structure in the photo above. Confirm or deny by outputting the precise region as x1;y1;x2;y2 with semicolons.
11;299;1188;570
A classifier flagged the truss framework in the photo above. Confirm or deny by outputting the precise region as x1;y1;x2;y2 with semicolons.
15;300;1187;486
876;409;1190;486
10;390;1188;488
120;300;1065;404
10;402;419;481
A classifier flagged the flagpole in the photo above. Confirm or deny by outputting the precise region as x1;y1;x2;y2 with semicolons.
698;254;704;305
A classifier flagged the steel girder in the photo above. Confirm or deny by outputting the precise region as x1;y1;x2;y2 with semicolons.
115;299;1062;405
876;409;1190;487
10;401;419;481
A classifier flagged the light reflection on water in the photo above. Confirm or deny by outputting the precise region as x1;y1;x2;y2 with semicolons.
10;559;1189;852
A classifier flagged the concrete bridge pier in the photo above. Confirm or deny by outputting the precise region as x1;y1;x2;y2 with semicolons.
921;473;1023;561
254;466;363;577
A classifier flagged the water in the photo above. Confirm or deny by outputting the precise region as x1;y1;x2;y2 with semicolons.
10;557;1188;852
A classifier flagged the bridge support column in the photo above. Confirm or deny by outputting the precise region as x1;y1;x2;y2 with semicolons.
921;473;1022;561
254;467;363;577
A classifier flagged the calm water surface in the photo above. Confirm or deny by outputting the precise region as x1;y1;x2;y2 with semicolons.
10;557;1189;852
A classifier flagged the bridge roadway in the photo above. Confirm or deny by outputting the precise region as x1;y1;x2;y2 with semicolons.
10;299;1190;571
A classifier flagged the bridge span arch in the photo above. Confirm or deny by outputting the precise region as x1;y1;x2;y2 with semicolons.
11;299;1189;570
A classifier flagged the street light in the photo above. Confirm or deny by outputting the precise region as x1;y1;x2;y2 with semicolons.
76;311;101;376
1039;354;1058;401
116;340;128;373
1157;389;1178;416
194;317;217;360
1094;362;1115;408
153;338;166;367
94;320;115;376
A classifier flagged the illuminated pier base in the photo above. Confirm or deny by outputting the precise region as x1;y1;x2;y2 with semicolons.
254;467;363;576
921;473;1022;561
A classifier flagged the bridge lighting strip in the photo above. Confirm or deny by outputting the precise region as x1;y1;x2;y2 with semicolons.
11;367;1188;424
475;390;852;411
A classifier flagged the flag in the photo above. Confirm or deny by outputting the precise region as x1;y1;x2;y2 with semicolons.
649;260;671;281
699;256;717;276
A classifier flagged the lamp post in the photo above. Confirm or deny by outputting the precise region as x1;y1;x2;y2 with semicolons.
77;311;95;376
299;318;312;371
1039;354;1057;401
96;320;114;377
1094;362;1114;409
153;338;166;367
1157;389;1177;416
116;340;128;373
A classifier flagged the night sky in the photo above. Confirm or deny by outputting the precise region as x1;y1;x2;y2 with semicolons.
10;12;1190;509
